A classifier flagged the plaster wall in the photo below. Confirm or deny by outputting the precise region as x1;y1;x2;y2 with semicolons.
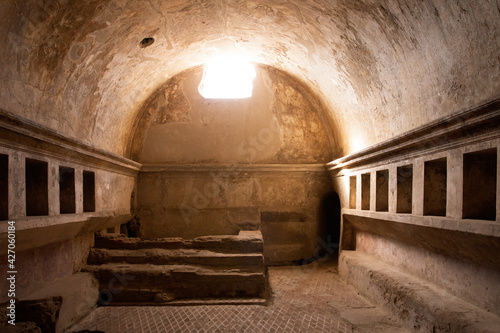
138;168;333;265
0;233;93;304
131;66;334;164
355;230;500;316
133;66;337;264
330;112;500;317
1;1;498;157
0;144;135;221
0;119;137;305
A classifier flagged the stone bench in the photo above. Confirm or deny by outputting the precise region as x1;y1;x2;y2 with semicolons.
340;251;500;333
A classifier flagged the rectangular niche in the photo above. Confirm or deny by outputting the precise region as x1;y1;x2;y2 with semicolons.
349;176;357;209
397;165;413;214
0;154;8;220
376;170;389;212
463;148;497;221
424;158;447;216
83;170;95;213
26;158;49;216
361;173;371;210
59;166;76;214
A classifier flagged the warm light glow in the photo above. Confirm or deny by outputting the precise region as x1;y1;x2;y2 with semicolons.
198;58;256;99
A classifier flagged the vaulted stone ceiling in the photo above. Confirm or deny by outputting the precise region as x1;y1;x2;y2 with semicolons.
1;0;499;157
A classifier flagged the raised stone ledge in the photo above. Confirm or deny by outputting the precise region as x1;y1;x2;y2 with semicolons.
327;98;500;171
343;212;500;269
0;109;140;175
86;230;266;304
343;210;500;238
94;229;264;254
88;248;264;268
0;211;131;252
340;251;500;333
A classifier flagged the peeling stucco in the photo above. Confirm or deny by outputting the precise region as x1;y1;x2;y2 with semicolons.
0;0;499;157
131;65;335;164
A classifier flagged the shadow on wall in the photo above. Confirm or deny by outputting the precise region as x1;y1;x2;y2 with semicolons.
301;191;341;265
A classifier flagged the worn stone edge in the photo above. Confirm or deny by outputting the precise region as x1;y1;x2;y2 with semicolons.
141;163;328;173
0;108;141;174
342;209;500;237
327;98;500;171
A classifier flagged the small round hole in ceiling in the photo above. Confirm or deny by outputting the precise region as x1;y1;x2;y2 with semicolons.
139;37;155;48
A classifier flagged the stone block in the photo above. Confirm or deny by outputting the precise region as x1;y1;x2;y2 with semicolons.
21;273;99;333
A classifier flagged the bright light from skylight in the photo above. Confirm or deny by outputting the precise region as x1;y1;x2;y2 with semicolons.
198;58;256;99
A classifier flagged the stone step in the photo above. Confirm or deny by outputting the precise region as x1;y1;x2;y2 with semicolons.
83;263;266;304
88;248;264;270
104;297;268;307
88;231;267;304
340;251;500;333
94;231;263;254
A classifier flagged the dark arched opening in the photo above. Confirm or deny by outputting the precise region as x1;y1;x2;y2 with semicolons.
323;191;341;249
301;191;341;265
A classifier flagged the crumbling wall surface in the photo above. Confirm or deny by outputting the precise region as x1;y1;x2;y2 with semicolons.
137;168;333;265
0;116;137;330
354;230;500;317
0;234;92;304
133;66;336;264
130;66;335;164
1;1;498;156
330;104;500;327
0;235;100;332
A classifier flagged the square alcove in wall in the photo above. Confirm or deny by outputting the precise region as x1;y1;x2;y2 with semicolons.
0;154;8;220
349;176;357;209
376;170;389;212
424;158;447;216
59;166;76;214
26;158;49;216
397;165;413;214
83;170;95;213
361;173;371;210
463;148;497;221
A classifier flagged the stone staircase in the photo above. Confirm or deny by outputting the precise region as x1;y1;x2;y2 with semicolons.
84;230;267;305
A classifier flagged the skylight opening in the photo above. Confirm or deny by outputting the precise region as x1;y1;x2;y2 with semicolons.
198;58;256;99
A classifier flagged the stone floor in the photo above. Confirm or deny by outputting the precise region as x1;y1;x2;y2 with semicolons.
69;258;406;333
